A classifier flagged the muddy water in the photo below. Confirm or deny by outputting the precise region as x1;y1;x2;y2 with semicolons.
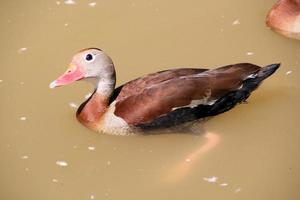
1;0;300;199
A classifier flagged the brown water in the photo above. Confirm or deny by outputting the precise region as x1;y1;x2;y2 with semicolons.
1;0;300;199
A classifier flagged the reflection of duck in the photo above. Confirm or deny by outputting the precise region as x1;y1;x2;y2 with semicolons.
266;0;300;40
49;48;280;135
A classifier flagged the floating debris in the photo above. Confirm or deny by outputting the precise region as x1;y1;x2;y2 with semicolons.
88;2;97;7
232;19;241;25
220;183;229;187
88;146;96;151
0;80;3;83
64;23;69;27
20;116;27;121
185;158;191;162
56;1;61;5
52;178;58;183
107;161;111;166
90;195;95;199
21;155;29;159
56;160;68;167
203;176;218;183
64;0;76;5
246;52;254;56
18;47;28;53
69;102;78;108
286;70;292;75
234;187;242;193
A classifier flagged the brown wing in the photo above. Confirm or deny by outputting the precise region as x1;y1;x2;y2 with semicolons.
114;68;208;102
114;63;260;126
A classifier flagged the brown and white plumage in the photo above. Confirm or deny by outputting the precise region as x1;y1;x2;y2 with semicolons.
50;48;280;135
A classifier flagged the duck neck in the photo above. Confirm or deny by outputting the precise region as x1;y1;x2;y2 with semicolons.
77;74;116;126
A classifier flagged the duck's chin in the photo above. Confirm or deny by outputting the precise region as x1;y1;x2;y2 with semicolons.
84;77;101;87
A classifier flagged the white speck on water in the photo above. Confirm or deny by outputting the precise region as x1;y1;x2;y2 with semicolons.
234;187;242;193
232;19;240;25
246;52;254;56
56;160;68;167
203;176;218;183
64;23;69;27
18;47;28;53
56;1;61;5
220;183;229;187
88;2;97;7
20;117;27;121
52;178;58;183
0;80;3;83
185;158;191;162
88;146;96;151
107;161;111;166
85;92;92;99
286;70;292;75
69;102;78;108
90;195;95;199
21;155;29;159
64;0;76;5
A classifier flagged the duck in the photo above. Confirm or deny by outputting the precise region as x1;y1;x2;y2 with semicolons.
49;48;280;135
266;0;300;40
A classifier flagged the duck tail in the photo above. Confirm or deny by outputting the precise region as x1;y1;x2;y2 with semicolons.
198;63;281;117
241;63;281;92
257;63;281;81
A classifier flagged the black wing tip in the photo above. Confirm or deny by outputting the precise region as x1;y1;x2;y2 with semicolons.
258;63;281;79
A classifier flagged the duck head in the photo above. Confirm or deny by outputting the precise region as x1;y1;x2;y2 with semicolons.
49;48;115;89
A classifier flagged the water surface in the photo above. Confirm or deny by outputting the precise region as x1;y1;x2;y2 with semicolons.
0;0;300;200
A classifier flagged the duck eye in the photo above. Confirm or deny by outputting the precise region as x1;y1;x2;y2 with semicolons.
85;54;93;61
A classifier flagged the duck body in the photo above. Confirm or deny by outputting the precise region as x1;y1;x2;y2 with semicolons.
266;0;300;40
50;48;280;135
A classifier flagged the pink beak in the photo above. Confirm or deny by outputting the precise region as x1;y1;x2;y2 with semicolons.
49;64;84;89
